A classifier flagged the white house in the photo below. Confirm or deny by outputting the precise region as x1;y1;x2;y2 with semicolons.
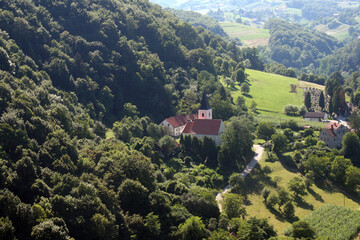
181;92;225;146
304;112;328;121
159;114;197;137
319;122;350;148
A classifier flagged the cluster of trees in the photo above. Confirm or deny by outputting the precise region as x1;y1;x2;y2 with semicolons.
287;0;339;21
319;39;360;76
284;104;306;116
264;63;296;78
166;8;228;37
298;72;326;85
325;72;346;115
264;19;340;70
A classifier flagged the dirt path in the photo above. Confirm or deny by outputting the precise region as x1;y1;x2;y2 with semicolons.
216;145;264;212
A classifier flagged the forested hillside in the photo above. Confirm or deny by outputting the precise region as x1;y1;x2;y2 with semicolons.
264;19;341;70
0;0;270;239
319;39;360;76
0;0;262;125
166;8;228;37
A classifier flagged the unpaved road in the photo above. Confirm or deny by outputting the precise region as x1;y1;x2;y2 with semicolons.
216;145;264;212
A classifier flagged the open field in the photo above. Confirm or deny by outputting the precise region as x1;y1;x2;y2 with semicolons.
315;23;350;41
224;69;327;127
298;80;325;90
243;157;360;235
237;69;304;114
219;22;270;47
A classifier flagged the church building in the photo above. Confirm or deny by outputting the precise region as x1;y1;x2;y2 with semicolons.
181;92;225;146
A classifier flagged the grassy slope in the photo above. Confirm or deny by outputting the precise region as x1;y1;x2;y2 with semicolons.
219;22;270;47
226;69;327;127
241;69;303;114
244;158;360;235
315;23;350;41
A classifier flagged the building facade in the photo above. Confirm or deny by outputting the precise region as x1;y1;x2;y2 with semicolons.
319;122;349;148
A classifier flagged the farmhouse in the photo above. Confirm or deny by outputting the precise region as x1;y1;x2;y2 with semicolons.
319;122;350;148
181;92;225;146
159;114;197;137
304;112;328;121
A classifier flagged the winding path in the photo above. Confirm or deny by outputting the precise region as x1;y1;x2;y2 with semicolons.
216;145;264;212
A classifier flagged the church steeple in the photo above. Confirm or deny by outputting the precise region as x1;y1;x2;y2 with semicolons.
198;91;212;119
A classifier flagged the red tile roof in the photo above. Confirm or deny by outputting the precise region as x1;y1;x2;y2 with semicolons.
324;122;347;137
165;114;197;128
182;119;222;135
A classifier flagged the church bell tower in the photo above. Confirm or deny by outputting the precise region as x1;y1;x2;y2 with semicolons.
198;91;212;119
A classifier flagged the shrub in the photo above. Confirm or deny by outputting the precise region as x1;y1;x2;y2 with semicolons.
283;104;299;116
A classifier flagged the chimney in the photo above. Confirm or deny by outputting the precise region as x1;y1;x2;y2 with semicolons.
331;124;334;130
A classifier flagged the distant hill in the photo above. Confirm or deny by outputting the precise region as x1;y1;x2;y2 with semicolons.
219;22;269;47
166;8;228;37
264;19;341;70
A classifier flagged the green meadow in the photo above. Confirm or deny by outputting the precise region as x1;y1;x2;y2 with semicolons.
236;69;304;114
225;69;327;127
219;22;270;47
244;158;360;235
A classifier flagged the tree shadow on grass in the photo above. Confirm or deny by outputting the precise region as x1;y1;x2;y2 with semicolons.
294;196;314;210
314;179;335;194
307;187;324;203
268;207;299;224
242;93;253;98
243;165;278;197
315;179;360;206
278;155;298;174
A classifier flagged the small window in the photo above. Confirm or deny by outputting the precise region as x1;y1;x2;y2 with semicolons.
202;113;204;117
168;124;169;126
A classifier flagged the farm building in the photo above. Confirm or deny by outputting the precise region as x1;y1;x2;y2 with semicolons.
319;122;350;148
304;112;328;121
159;114;197;137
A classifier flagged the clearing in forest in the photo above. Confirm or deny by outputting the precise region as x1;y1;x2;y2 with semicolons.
219;22;270;47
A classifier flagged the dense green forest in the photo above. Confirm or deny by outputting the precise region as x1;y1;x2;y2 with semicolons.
0;0;271;239
165;8;228;37
264;19;341;71
0;0;263;125
1;0;360;239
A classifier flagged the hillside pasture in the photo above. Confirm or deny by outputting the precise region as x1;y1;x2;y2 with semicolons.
243;158;360;235
219;22;270;47
238;69;304;114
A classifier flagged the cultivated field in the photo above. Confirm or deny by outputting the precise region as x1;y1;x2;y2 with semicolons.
219;22;270;47
302;204;360;240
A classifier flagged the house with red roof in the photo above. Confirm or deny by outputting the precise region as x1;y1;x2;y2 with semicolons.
319;122;350;148
181;92;225;146
159;114;197;137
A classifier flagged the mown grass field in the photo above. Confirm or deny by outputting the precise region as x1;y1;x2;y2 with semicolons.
236;69;304;114
224;69;327;127
243;158;360;235
219;22;270;47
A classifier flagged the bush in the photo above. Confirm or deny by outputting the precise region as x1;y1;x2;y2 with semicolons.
283;104;299;116
283;201;295;218
266;194;279;209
